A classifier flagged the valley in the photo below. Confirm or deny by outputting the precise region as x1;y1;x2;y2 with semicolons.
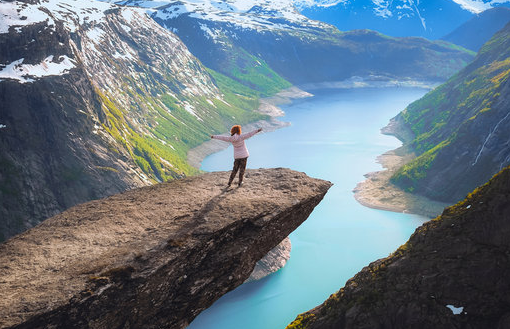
1;0;510;328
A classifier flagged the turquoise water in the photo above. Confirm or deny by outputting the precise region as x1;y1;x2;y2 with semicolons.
188;87;429;329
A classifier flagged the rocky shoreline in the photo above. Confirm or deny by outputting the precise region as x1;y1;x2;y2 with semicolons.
353;117;449;219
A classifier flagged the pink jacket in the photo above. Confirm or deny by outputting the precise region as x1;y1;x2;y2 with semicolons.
212;129;260;159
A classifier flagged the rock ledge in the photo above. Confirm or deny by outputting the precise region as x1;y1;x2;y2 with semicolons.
0;168;331;329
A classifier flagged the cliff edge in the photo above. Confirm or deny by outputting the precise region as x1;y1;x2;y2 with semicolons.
288;166;510;329
0;168;331;329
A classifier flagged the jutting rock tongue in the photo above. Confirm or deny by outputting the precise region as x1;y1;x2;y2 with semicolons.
0;168;331;329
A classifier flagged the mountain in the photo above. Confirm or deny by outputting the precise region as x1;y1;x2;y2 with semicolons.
0;168;331;329
389;21;510;203
297;0;510;39
442;7;510;51
298;0;473;39
287;165;510;329
113;0;475;86
0;0;280;241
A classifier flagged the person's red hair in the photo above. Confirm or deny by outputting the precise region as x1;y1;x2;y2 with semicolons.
230;125;241;136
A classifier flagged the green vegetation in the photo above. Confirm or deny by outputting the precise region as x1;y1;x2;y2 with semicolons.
391;25;510;194
96;62;288;183
286;313;316;329
391;138;453;191
213;47;292;96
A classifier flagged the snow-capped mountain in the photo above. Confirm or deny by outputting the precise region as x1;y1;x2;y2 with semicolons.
114;0;327;31
111;0;474;86
0;0;266;240
297;0;510;38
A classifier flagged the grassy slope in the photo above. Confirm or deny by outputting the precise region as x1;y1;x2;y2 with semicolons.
390;23;510;193
98;66;289;183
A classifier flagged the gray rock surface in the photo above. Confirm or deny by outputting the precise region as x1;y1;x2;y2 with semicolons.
246;236;291;283
0;168;331;329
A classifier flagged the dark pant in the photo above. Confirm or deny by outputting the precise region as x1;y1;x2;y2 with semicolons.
228;157;247;186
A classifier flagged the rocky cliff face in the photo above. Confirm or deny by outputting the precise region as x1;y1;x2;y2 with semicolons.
390;21;510;203
287;165;510;329
0;0;268;241
0;168;331;329
118;0;475;86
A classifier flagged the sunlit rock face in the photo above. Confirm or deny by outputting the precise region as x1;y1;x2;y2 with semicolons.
0;168;331;329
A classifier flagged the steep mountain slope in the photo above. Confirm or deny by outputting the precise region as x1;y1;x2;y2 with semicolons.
0;0;274;241
287;165;510;329
442;7;510;51
389;22;510;203
114;0;475;86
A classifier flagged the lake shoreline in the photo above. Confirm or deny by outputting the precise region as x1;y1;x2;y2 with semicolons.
187;77;442;170
186;86;312;169
352;116;450;219
188;81;449;219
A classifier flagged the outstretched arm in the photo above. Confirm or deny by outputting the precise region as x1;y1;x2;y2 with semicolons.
239;128;262;140
211;134;232;142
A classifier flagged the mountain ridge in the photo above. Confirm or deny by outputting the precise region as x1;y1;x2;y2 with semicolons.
442;7;510;51
298;0;510;38
123;0;476;86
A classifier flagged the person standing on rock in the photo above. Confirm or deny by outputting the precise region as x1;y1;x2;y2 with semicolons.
211;125;262;187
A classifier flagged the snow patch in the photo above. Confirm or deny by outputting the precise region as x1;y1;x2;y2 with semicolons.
446;304;464;315
0;55;76;83
113;50;136;61
86;27;105;44
130;0;324;32
184;103;203;121
0;0;118;34
154;3;190;20
0;1;53;34
199;23;221;40
449;0;510;13
121;8;135;22
293;0;346;8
